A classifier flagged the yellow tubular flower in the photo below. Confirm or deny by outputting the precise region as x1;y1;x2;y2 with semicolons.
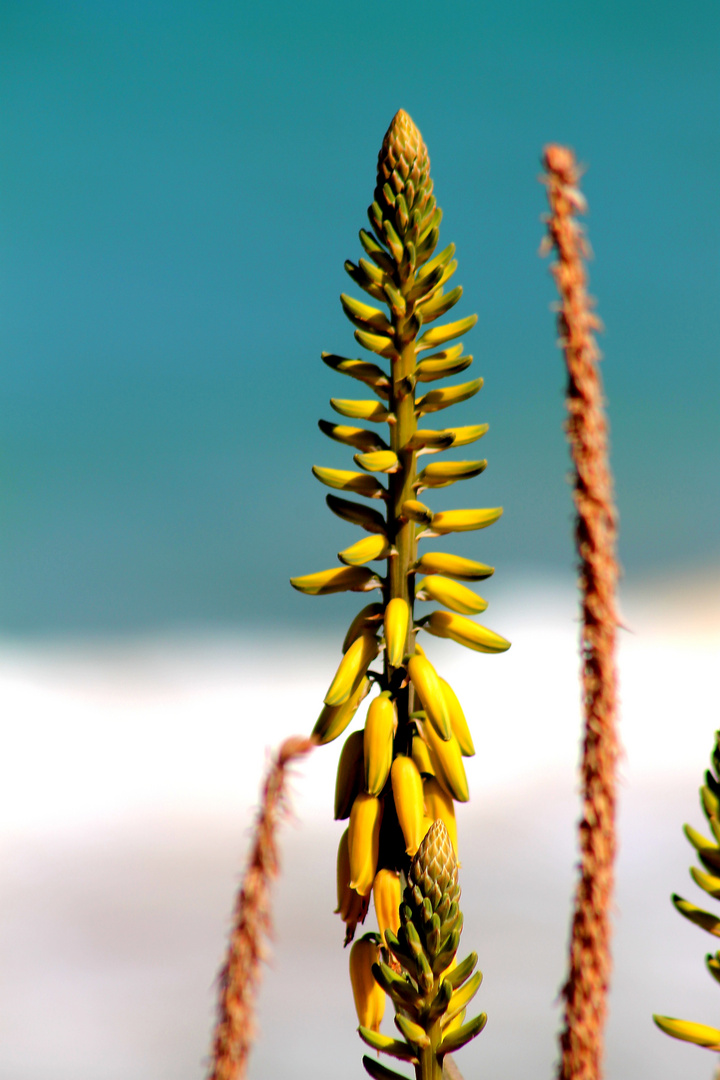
325;631;379;707
373;868;402;943
364;692;395;796
422;720;469;803
348;793;383;895
412;733;435;777
438;676;475;757
384;597;410;668
407;653;452;740
349;934;386;1032
313;677;370;745
391;755;426;856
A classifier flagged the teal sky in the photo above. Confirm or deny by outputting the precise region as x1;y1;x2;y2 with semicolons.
1;0;718;635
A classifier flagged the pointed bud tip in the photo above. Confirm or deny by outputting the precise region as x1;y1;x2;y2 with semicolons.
409;818;458;897
378;110;429;182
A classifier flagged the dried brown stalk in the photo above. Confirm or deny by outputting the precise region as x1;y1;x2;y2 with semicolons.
208;733;316;1080
541;145;620;1080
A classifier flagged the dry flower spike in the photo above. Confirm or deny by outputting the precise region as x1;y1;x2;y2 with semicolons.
542;144;620;1080
207;735;316;1080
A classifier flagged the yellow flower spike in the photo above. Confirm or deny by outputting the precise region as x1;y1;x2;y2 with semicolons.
373;868;402;943
364;692;395;796
438;677;475;757
384;597;410;668
421;720;469;803
325;632;379;707
391;755;426;856
407;654;451;740
348;793;383;895
424;775;458;854
313;677;370;745
349;934;386;1032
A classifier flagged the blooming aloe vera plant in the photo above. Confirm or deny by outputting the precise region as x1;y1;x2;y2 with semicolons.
289;109;509;1073
653;731;720;1054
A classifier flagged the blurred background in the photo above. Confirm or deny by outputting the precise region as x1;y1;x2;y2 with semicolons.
1;1;718;1077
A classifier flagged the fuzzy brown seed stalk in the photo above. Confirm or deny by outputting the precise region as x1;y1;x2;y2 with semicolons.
207;734;316;1080
541;145;620;1080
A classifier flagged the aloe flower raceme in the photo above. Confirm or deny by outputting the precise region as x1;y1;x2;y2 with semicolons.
290;109;510;950
356;820;486;1080
654;731;720;1053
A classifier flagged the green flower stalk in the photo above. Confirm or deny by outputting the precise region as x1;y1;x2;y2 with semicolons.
654;731;720;1053
290;109;510;950
360;820;486;1080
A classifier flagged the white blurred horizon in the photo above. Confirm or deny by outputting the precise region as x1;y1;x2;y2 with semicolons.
1;570;719;1079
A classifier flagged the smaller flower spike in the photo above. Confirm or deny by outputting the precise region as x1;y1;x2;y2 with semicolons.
654;731;720;1055
542;144;619;1080
365;821;486;1080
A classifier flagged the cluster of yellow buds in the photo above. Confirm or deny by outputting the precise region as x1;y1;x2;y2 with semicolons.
352;821;486;1079
290;110;509;958
654;731;720;1053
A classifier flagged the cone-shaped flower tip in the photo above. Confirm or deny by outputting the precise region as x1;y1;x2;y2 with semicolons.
378;110;430;188
409;818;459;905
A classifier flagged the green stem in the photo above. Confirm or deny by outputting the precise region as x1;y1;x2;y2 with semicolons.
417;1015;443;1080
387;312;418;738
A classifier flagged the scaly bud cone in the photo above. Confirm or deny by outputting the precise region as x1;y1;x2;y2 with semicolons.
409;819;459;911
